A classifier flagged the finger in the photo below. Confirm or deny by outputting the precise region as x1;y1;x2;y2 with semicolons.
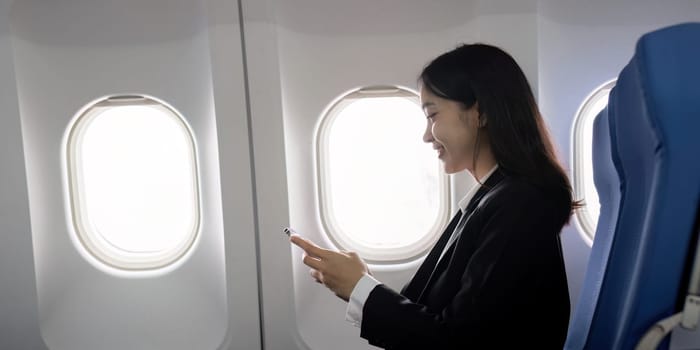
302;254;324;271
310;269;323;284
290;235;325;258
290;235;332;259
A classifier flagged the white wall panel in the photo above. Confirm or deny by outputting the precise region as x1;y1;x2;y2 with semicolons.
0;0;46;347
8;0;258;348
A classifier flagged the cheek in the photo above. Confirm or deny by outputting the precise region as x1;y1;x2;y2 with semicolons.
450;126;477;158
431;122;446;143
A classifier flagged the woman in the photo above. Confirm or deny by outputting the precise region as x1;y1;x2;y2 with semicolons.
291;43;573;349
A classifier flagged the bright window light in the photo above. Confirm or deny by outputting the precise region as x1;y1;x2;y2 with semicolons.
317;87;450;262
572;80;616;245
66;95;200;271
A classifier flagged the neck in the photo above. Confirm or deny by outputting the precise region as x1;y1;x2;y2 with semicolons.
470;146;497;181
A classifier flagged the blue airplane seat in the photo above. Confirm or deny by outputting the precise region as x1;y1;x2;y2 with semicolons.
565;22;700;350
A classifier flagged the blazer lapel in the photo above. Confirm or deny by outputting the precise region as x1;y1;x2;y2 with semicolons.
415;169;506;303
401;211;463;299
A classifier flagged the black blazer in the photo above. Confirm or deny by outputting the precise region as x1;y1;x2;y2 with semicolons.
360;169;570;349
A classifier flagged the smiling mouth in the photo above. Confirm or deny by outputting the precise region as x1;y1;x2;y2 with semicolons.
436;146;445;158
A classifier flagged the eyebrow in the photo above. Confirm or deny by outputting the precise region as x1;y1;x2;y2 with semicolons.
421;102;436;110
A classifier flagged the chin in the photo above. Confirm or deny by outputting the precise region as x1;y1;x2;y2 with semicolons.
443;168;458;175
442;163;460;174
441;160;469;175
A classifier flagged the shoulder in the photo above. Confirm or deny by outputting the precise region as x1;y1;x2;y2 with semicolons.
480;173;569;214
473;173;572;233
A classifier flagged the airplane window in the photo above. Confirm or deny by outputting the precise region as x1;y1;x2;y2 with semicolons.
317;86;450;262
65;95;200;271
572;80;616;245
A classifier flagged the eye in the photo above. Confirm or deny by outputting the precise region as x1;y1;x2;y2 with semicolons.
427;112;437;120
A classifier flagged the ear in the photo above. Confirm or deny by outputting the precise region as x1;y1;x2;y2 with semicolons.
473;102;486;127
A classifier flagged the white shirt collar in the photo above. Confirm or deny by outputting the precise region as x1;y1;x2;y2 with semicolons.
458;165;499;213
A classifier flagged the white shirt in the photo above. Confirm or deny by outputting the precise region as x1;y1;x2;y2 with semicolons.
345;165;499;327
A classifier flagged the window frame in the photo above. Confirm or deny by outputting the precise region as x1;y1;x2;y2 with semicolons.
315;86;451;263
65;94;201;271
571;79;616;246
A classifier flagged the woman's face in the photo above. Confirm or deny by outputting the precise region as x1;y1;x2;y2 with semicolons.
421;85;482;174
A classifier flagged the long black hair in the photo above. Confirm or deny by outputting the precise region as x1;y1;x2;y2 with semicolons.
420;43;578;215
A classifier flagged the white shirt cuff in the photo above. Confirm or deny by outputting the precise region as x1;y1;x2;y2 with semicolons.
345;273;381;328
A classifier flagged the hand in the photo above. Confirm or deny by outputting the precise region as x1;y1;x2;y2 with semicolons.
290;235;369;302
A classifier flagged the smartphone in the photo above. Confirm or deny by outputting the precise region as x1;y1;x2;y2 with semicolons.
283;227;298;237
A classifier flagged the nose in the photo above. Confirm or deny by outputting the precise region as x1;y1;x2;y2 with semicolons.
423;120;433;144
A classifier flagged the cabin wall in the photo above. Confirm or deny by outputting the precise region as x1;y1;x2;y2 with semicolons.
236;1;296;349
2;0;265;349
0;0;46;348
9;1;229;348
205;0;267;349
